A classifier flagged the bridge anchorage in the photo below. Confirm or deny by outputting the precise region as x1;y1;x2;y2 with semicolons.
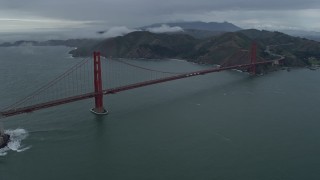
90;52;108;115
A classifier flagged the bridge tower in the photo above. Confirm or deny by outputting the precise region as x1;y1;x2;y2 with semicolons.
250;42;257;75
90;51;108;115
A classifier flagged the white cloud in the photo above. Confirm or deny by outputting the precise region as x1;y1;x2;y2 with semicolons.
101;26;139;38
1;0;320;33
147;24;183;33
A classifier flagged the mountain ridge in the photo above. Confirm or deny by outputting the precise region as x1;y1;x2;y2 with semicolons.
1;29;320;69
141;21;242;32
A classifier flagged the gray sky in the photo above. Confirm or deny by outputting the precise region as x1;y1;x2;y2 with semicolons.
0;0;320;33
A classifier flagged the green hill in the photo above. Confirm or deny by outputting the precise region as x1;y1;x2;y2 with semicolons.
239;29;320;66
2;29;320;67
68;29;320;66
70;31;198;59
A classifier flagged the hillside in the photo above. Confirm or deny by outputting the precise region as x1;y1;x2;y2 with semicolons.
1;29;320;68
69;30;320;67
69;31;198;59
64;30;320;66
240;29;320;66
186;32;254;65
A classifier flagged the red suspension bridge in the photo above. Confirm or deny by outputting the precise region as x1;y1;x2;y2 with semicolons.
0;43;284;118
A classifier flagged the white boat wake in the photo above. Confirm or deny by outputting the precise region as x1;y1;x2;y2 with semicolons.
0;129;31;156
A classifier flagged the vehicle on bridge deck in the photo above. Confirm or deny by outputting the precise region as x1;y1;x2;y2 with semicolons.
0;132;10;149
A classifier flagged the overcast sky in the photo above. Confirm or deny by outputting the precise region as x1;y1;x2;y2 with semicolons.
0;0;320;33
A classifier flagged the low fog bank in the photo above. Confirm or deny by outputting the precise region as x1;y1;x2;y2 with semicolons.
0;24;184;43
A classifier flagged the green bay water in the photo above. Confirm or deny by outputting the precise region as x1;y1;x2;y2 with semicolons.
1;46;320;180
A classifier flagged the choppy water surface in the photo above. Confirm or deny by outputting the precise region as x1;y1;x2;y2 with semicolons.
1;46;320;180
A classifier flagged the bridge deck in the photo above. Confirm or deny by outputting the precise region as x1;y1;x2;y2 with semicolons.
0;58;283;118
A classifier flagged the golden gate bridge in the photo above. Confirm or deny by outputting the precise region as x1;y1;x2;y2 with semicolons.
0;43;284;118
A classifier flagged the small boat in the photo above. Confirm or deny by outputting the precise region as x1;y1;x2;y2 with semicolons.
0;133;10;149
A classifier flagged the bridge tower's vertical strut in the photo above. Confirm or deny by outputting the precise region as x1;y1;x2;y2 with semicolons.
90;51;108;115
250;42;257;75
